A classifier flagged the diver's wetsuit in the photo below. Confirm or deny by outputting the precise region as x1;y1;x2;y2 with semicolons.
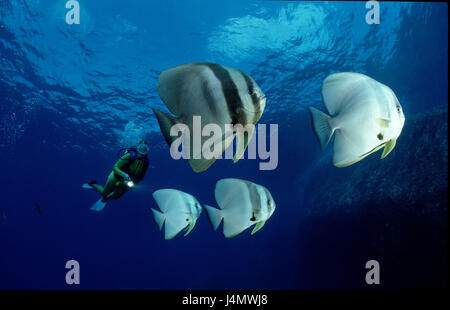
91;152;149;201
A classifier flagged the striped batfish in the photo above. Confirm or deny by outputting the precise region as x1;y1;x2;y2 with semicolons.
204;178;276;238
152;62;266;172
151;189;202;240
308;72;405;167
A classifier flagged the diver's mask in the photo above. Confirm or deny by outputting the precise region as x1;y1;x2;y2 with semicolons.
136;141;149;156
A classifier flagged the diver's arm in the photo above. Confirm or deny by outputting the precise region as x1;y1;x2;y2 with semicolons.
113;154;131;179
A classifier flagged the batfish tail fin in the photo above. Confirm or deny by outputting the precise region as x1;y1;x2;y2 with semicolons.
152;108;179;146
204;205;223;231
308;106;334;151
151;208;166;231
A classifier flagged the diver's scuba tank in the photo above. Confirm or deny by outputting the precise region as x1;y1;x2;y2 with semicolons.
117;147;137;159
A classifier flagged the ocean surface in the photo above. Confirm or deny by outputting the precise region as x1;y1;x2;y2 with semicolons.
0;1;447;289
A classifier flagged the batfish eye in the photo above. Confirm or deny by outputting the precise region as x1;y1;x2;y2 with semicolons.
397;106;401;112
248;89;254;95
250;216;256;221
186;218;189;221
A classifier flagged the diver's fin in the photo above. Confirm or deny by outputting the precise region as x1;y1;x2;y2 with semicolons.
308;106;334;151
90;199;107;212
204;205;223;231
151;208;166;230
233;125;255;163
82;184;92;189
381;138;397;159
152;108;179;146
251;221;266;235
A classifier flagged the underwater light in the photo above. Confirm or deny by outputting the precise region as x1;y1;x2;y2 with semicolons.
127;181;134;188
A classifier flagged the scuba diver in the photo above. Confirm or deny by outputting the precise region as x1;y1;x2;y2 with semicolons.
83;140;150;211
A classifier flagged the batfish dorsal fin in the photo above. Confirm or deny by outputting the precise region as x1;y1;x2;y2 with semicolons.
321;72;368;115
153;189;181;213
152;108;180;147
157;63;207;116
215;178;249;210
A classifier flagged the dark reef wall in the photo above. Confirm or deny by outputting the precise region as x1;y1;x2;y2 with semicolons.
305;105;448;221
298;105;448;289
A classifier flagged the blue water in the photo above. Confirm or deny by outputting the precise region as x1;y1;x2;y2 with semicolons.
0;1;447;289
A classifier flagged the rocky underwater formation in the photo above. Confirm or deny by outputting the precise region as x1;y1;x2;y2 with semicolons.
298;105;448;289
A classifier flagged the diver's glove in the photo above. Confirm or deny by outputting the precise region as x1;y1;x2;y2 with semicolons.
122;173;131;181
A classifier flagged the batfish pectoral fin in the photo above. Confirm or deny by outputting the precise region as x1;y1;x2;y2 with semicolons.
381;138;397;159
183;220;197;237
233;125;255;163
376;118;390;128
251;220;266;235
